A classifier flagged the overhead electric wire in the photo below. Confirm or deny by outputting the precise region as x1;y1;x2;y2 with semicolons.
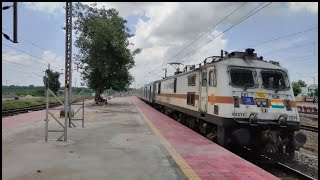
176;2;272;64
2;50;48;65
280;53;318;63
6;68;43;74
2;27;50;51
2;44;62;70
3;59;46;71
262;41;317;55
249;26;318;47
148;2;248;72
3;44;50;63
6;69;44;78
165;2;247;63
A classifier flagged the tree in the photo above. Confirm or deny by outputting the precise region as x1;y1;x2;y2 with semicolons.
296;80;307;87
315;88;318;97
73;3;141;103
43;69;61;94
268;60;280;66
292;80;307;96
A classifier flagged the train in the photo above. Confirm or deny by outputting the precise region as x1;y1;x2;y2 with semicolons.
137;48;306;157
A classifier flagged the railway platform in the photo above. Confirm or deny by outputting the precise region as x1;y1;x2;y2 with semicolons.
3;97;278;180
133;96;278;179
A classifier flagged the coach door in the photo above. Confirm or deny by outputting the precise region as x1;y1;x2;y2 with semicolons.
200;69;208;113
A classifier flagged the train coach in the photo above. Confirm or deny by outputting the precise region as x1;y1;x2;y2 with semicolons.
137;48;306;157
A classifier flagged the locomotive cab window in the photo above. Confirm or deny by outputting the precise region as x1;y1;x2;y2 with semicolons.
229;68;256;88
261;70;289;91
209;69;217;87
188;74;196;86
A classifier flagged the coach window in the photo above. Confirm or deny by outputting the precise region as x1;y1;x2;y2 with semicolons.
188;74;196;86
202;72;207;87
158;82;161;94
174;78;177;93
187;92;195;106
209;69;217;87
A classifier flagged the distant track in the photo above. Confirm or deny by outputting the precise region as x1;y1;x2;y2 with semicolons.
300;124;318;133
2;99;91;117
2;102;62;117
299;113;318;120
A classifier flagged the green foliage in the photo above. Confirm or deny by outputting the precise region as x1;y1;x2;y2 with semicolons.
73;3;141;102
296;80;307;87
292;80;307;96
315;88;318;97
2;85;45;97
43;69;61;94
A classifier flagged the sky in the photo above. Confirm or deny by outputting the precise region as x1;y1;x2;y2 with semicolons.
1;2;318;88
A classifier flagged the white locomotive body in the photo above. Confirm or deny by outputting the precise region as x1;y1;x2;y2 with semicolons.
138;49;306;157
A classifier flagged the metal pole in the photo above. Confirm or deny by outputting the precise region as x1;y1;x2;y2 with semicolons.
48;64;50;90
13;2;18;43
313;77;315;102
82;91;84;128
45;69;48;142
64;2;72;141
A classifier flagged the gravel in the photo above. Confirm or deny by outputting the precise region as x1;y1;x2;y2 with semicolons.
282;114;318;179
280;151;318;179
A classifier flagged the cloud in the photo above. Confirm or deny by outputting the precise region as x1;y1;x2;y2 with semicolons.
81;2;159;17
20;2;317;88
2;50;34;65
23;2;64;15
2;49;75;86
126;2;247;87
287;2;318;14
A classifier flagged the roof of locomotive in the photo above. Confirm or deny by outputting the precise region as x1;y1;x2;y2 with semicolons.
158;49;287;81
138;49;288;89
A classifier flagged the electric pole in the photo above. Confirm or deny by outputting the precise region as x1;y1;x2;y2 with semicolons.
64;2;72;141
13;2;17;43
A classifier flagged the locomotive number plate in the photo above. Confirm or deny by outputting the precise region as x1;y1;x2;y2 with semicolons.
260;108;268;113
288;116;297;121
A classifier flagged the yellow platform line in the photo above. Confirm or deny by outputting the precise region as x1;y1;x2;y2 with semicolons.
132;98;201;180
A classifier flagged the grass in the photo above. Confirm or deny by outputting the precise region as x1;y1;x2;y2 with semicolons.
2;94;93;110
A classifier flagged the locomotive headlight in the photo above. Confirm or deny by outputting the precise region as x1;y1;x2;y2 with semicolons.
278;115;288;126
249;113;258;124
262;101;267;106
256;100;262;106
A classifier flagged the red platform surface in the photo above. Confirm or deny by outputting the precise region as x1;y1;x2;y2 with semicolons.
2;107;62;131
133;97;279;180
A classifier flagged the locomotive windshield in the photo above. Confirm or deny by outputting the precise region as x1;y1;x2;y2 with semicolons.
261;70;289;91
230;68;255;88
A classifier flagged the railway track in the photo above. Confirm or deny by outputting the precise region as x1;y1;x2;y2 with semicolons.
236;147;317;180
2;99;90;117
300;124;318;133
299;113;318;121
259;157;317;180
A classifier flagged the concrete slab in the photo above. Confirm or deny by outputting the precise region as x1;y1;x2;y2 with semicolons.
2;97;186;180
